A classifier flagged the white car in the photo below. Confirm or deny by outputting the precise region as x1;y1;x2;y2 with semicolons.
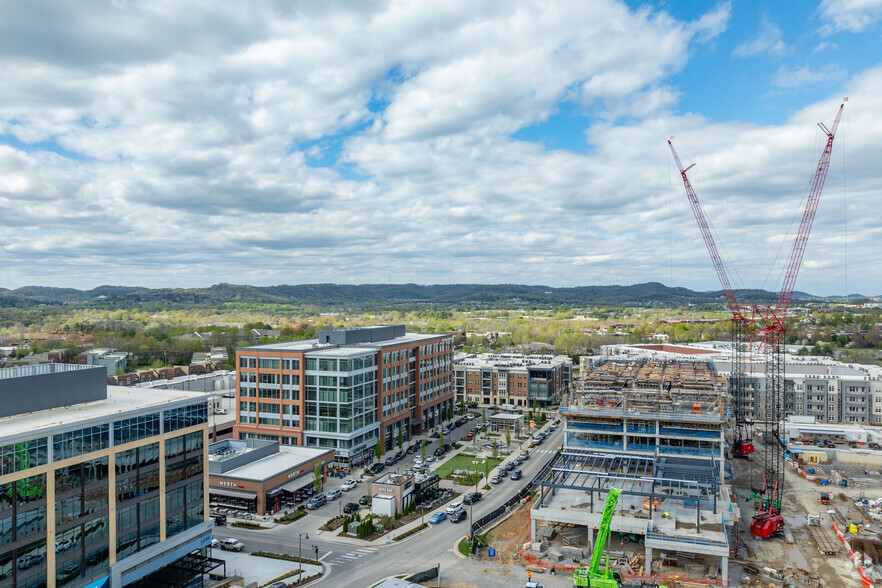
55;539;73;552
327;488;343;500
211;538;220;548
446;501;464;515
341;479;357;491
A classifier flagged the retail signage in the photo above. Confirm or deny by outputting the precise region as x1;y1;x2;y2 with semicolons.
287;469;305;479
219;481;243;488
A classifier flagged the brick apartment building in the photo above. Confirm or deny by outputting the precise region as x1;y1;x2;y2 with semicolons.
233;325;454;470
454;353;572;409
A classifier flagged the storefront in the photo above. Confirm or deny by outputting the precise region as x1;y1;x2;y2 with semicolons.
208;439;334;516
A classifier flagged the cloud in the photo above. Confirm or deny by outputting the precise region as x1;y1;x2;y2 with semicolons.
0;2;879;297
818;0;882;35
773;64;848;88
733;15;787;57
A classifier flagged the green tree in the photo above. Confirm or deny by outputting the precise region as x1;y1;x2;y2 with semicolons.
375;438;383;462
439;430;444;449
447;405;453;422
397;428;403;451
420;439;426;461
313;462;323;493
492;441;498;461
460;397;466;414
482;407;486;423
506;432;511;447
114;367;126;376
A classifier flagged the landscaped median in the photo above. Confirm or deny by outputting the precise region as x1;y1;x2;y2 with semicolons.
435;452;503;482
251;552;324;587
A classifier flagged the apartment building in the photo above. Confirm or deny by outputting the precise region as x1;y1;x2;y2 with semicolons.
453;353;572;409
78;348;129;376
599;342;882;425
233;325;454;470
0;363;214;588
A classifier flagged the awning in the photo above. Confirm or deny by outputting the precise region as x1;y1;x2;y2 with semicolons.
209;487;257;500
275;475;311;494
411;419;424;426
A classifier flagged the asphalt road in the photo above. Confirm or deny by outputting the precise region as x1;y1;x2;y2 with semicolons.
219;419;566;586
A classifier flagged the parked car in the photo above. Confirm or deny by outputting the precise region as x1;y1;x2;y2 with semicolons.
466;432;474;439
306;495;327;510
531;437;541;447
385;456;398;466
359;495;370;505
407;444;419;454
519;451;529;460
327;488;343;501
267;583;289;588
428;512;447;524
490;475;502;484
341;479;357;491
511;469;523;480
56;562;81;583
450;509;468;523
433;447;445;457
814;439;825;447
425;455;437;463
211;538;220;548
824;439;836;448
220;538;244;551
55;538;73;552
463;492;482;505
343;502;359;514
368;462;386;475
214;408;227;415
548;423;558;431
17;553;44;569
870;442;882;451
446;501;464;515
513;458;522;466
414;457;424;465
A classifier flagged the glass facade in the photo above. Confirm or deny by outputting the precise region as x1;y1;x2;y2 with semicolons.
164;404;208;433
165;431;205;539
53;425;109;462
55;457;109;587
115;442;161;561
0;474;47;588
0;439;48;477
113;413;160;446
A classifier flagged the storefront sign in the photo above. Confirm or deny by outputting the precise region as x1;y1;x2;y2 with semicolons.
287;469;305;479
219;481;243;488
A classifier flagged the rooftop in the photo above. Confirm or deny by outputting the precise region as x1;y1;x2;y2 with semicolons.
455;352;571;369
215;445;333;482
239;332;447;353
0;385;209;440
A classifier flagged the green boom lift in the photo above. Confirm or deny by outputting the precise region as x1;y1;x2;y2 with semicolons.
573;487;625;588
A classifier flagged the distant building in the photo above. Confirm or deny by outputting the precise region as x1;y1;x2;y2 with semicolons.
79;347;128;375
3;347;71;367
0;363;215;587
191;346;229;365
233;325;454;471
454;353;572;409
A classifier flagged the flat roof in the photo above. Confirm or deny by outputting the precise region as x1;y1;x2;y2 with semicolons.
489;413;523;421
216;446;333;482
0;386;209;440
240;332;447;353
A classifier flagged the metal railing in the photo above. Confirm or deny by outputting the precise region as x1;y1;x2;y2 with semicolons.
560;406;727;424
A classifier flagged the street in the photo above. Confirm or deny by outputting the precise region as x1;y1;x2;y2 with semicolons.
215;417;565;586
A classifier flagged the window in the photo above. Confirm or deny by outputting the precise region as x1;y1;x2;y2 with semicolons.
239;356;256;368
0;438;47;476
163;403;207;433
282;358;301;370
319;358;337;371
113;413;160;445
258;358;280;370
53;425;109;461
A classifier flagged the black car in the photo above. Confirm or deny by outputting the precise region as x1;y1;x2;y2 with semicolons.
449;509;468;523
463;491;482;505
870;442;882;451
433;447;445;457
343;502;359;514
369;462;386;474
384;456;397;466
214;514;227;526
510;469;523;480
406;445;418;454
358;495;370;505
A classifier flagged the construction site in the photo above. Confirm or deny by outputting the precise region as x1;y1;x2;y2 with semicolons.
461;102;880;587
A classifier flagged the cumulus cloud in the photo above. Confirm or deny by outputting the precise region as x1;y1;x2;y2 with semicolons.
0;1;878;296
773;64;848;88
733;15;787;57
819;0;882;35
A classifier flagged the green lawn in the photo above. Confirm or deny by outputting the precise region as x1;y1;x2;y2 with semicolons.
436;453;503;479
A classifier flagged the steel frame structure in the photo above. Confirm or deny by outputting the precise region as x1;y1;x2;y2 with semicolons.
537;449;720;531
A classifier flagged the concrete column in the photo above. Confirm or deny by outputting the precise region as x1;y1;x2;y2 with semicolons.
722;555;728;584
530;515;537;541
46;469;56;588
159;438;166;541
586;526;594;551
645;545;652;573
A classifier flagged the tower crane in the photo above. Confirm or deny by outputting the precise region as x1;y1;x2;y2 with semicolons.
668;141;754;458
669;100;845;540
750;101;845;539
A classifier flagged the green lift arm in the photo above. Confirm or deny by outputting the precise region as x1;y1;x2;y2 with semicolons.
574;487;624;588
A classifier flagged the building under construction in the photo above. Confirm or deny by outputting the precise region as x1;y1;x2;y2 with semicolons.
530;359;735;584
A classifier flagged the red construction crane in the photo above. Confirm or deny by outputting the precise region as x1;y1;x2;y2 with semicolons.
668;140;754;457
750;101;846;539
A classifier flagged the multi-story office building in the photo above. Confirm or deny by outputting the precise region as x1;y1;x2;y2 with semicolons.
78;348;129;377
0;363;213;588
453;353;572;409
234;325;454;470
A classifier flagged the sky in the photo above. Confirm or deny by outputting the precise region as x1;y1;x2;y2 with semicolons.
1;0;881;296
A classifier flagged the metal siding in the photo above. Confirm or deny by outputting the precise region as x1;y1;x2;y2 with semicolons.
0;365;107;418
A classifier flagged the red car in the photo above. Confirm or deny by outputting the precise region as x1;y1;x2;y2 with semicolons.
466;432;474;439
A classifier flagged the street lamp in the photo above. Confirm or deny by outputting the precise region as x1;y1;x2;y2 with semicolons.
298;533;309;578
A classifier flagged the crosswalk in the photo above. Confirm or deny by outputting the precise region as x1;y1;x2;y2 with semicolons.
324;547;378;566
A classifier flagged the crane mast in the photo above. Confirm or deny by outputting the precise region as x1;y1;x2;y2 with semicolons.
668;140;754;457
750;101;845;539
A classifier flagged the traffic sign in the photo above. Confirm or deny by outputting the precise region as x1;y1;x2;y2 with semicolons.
488;548;496;557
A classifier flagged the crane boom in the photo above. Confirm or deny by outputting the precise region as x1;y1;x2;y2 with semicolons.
668;141;742;318
775;103;845;315
590;487;621;575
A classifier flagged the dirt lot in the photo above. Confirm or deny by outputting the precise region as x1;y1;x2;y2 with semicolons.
729;451;882;586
